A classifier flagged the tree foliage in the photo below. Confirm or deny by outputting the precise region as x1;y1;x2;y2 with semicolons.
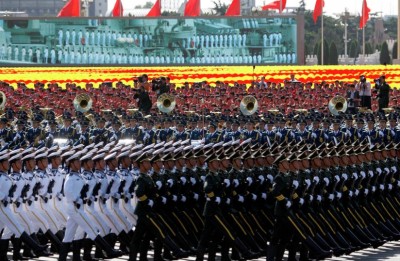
393;42;398;60
329;42;338;65
317;39;329;65
211;0;228;15
380;41;391;65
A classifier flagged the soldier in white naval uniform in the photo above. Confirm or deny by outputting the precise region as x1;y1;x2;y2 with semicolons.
59;152;122;261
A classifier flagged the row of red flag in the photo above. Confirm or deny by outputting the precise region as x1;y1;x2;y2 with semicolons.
58;0;371;28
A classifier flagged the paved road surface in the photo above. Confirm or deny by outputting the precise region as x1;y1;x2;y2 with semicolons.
7;240;400;260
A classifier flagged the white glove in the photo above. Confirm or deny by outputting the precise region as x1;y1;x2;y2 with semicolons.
379;131;384;137
261;193;267;200
391;166;397;173
193;193;199;200
336;192;342;199
251;194;257;201
342;174;348;181
305;179;311;188
258;175;265;184
190;177;196;185
143;132;150;141
172;195;178;202
398;181;400;187
388;184;393;190
334;175;340;182
167;179;174;187
233;179;239;188
358;132;362;138
364;189;369;195
180;177;187;185
292;180;299;189
324;133;329;140
200;176;206;182
368;170;374;177
238;195;244;203
161;197;167;204
376;168;382;175
276;132;282;138
226;198;231;205
156;181;162;190
328;194;335;201
291;132;296;138
384;168;390;174
352;173;358;179
348;191;353;197
181;196;186;202
309;195;314;202
246;177;253;186
313;176;320;184
346;129;351;137
324;177;330;186
316;195;322;202
355;189;359;196
372;186;376;192
148;199;154;207
286;200;292;209
267;174;274;182
379;184;385;191
299;198;304;205
360;171;366;179
311;132;317;139
215;197;221;205
224;179;231;187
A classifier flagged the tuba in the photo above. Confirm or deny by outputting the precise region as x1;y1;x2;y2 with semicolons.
0;91;6;110
73;93;93;113
240;95;258;116
328;95;347;116
157;93;176;113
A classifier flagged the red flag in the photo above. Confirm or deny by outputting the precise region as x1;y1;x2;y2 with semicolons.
359;0;371;29
225;0;240;16
184;0;201;16
57;0;80;17
262;0;286;13
112;0;124;17
147;0;161;17
313;0;324;24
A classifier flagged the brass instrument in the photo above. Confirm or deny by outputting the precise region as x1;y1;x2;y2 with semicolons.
328;96;348;116
85;114;96;127
0;91;5;110
157;93;176;113
240;95;258;116
73;94;93;113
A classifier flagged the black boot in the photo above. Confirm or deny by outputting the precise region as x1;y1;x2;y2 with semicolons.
58;242;71;261
72;239;83;261
153;239;166;261
82;239;98;261
304;237;332;260
11;237;28;261
138;237;150;261
94;235;122;259
0;239;10;261
267;244;276;261
45;230;63;253
118;230;131;254
163;235;189;259
233;237;258;260
19;232;47;254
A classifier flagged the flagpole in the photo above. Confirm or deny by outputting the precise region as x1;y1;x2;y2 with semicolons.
362;26;365;61
321;1;324;65
280;0;282;13
120;0;122;16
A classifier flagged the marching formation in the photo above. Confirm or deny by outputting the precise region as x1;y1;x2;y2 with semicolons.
0;77;399;261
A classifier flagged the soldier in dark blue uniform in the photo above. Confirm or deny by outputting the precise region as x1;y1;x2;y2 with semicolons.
0;117;13;147
223;120;242;142
276;117;294;143
74;119;91;146
341;115;358;143
58;113;77;145
26;115;46;148
242;120;260;144
377;116;392;145
328;119;346;145
262;120;279;146
294;119;311;143
91;117;109;144
309;117;326;146
174;121;190;142
361;117;381;145
9;119;26;149
205;122;222;144
388;114;400;143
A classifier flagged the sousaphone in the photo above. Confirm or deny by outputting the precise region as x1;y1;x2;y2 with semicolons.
240;95;258;116
157;93;176;113
73;93;93;113
328;96;347;116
